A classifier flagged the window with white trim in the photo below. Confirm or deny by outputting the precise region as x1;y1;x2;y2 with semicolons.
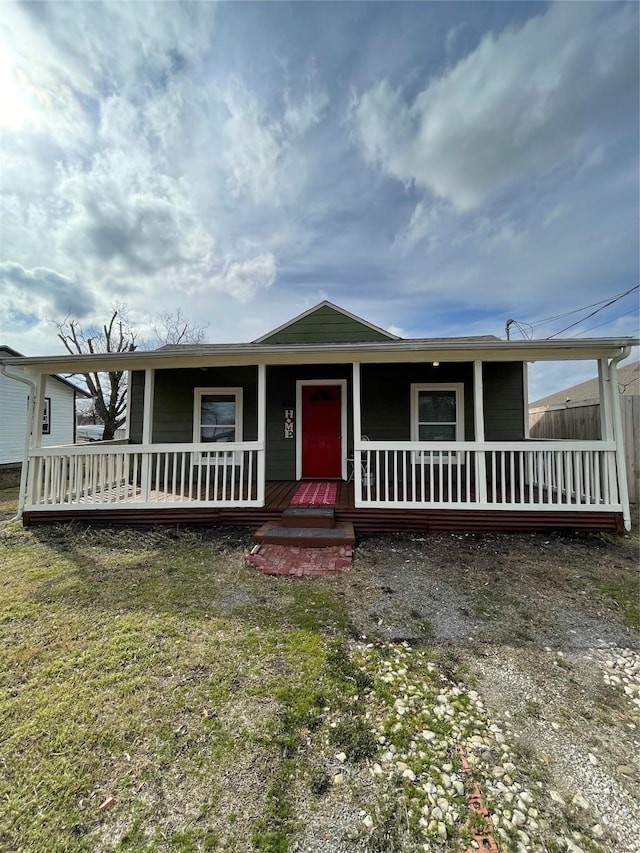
194;388;243;462
42;397;51;435
411;384;464;460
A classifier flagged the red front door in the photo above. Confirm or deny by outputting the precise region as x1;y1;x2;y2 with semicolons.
301;385;342;478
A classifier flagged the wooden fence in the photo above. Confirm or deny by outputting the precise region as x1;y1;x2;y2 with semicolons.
529;397;639;503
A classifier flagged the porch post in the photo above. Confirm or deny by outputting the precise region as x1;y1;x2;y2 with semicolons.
609;358;631;530
140;369;155;501
473;360;488;504
352;362;362;507
257;363;266;505
32;373;47;450
598;358;618;508
598;359;614;440
25;373;46;507
522;363;530;439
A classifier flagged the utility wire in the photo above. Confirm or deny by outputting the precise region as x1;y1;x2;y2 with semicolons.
567;308;640;337
546;284;639;339
507;284;639;338
529;288;634;327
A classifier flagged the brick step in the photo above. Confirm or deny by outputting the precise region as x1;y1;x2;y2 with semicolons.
254;521;355;548
247;543;352;577
280;506;335;528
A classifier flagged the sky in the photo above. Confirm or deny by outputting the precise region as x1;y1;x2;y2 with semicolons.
0;0;638;400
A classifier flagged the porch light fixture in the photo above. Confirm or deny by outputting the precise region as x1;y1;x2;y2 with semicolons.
432;361;440;367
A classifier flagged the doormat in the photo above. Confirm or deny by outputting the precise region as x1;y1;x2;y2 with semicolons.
290;481;338;506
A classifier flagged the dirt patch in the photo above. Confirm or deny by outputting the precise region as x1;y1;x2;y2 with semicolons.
343;521;639;649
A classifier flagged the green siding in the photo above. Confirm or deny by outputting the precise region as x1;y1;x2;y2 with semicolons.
483;362;525;440
129;361;525;475
261;304;392;344
360;362;476;441
265;364;353;480
129;367;258;444
129;371;144;443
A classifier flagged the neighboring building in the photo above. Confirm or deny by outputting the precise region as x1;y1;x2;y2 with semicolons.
530;360;639;411
0;345;89;467
0;302;636;531
529;360;639;503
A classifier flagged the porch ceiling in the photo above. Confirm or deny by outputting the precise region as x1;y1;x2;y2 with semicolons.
1;337;637;375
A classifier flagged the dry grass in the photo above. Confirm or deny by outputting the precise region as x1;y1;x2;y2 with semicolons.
0;467;20;521
0;520;351;852
1;481;638;852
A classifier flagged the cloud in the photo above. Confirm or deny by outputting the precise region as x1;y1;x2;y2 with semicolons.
0;262;95;317
221;81;284;204
352;2;638;210
220;77;328;205
394;201;444;251
3;1;215;102
0;0;636;379
208;253;277;303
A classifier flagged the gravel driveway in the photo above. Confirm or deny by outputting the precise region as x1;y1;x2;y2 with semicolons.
315;517;639;852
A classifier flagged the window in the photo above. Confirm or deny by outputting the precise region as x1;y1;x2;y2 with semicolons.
42;398;51;435
194;388;242;462
411;384;464;461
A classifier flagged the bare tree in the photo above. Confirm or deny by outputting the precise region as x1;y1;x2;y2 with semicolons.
56;308;136;440
56;306;209;441
149;308;209;347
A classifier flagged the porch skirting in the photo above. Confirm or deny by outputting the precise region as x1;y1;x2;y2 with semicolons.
22;505;623;534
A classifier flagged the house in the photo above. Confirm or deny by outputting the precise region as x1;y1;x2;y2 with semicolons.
0;302;636;533
529;360;639;503
0;345;89;467
530;360;639;411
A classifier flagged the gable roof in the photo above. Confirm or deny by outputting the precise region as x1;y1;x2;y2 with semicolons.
530;360;639;408
0;345;91;396
253;300;401;344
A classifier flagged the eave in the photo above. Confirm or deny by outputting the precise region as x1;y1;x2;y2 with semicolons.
0;337;636;375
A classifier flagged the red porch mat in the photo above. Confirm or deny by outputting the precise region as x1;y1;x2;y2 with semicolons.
290;481;338;506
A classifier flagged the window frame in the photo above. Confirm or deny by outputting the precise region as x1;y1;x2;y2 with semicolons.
193;387;243;464
411;383;464;463
42;397;51;435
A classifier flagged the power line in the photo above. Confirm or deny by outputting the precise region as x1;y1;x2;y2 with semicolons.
529;289;634;327
567;308;640;337
546;284;639;339
505;284;639;339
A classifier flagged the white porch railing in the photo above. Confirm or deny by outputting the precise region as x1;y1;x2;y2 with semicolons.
23;439;621;514
353;441;620;511
24;442;265;511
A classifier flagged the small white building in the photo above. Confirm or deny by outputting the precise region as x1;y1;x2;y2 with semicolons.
0;346;89;467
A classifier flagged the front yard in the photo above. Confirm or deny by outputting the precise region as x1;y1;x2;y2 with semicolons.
0;477;638;852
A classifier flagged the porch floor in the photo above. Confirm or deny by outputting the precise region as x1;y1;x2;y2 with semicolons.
264;480;353;511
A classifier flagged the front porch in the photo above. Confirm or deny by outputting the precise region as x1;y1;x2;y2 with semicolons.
8;301;633;534
21;440;625;532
